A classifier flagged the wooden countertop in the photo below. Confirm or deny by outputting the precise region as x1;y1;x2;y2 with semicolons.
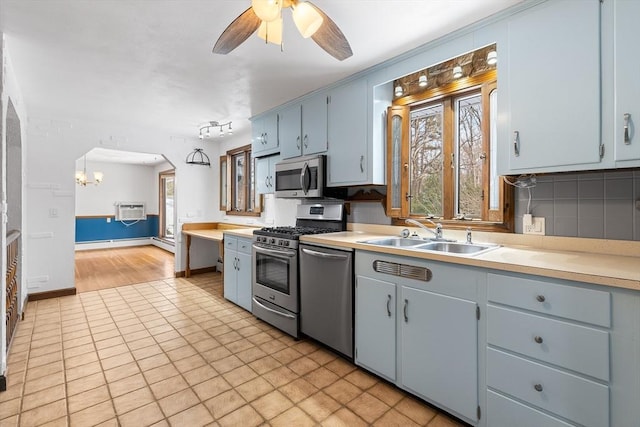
301;228;640;291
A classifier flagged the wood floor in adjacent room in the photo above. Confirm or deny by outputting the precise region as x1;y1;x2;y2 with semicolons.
75;245;175;293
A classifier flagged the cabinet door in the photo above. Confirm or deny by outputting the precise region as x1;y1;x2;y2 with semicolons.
354;275;396;381
401;286;478;422
223;249;238;303
236;251;252;312
327;79;368;186
262;112;279;155
301;93;328;156
506;0;601;172
614;0;640;162
252;112;280;157
279;104;302;159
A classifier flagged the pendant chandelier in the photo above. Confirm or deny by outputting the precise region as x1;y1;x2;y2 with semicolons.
75;155;103;186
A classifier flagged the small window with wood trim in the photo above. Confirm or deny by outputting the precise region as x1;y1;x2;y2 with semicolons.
386;45;513;232
220;144;261;216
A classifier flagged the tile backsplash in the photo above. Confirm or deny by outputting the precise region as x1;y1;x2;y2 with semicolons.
514;169;640;241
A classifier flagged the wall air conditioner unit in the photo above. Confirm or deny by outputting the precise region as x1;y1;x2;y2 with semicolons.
115;202;146;221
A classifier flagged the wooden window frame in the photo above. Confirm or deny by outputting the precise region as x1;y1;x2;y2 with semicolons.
222;144;262;217
388;70;514;232
158;169;175;240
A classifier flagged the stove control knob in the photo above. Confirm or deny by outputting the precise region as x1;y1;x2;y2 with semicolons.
270;238;276;245
283;241;289;247
278;240;283;246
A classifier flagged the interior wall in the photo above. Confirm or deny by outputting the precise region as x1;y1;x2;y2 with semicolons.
1;37;28;382
75;160;158;216
25;112;220;292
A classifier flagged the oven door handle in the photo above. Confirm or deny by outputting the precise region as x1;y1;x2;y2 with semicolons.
301;247;349;260
252;244;297;258
253;297;296;319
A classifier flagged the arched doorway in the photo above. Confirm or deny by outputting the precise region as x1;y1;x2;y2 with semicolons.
74;148;176;292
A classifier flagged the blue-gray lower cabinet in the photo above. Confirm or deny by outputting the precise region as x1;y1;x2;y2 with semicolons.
354;275;397;382
400;286;478;422
223;235;252;312
486;272;618;427
354;251;481;426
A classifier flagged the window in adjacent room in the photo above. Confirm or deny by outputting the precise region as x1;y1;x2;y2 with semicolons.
159;169;175;241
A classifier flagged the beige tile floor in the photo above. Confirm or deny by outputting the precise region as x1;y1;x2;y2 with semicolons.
1;272;466;427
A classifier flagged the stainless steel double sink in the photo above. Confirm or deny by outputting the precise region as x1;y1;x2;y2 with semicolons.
358;237;500;256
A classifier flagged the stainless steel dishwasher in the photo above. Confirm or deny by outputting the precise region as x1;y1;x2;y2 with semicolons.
299;243;354;359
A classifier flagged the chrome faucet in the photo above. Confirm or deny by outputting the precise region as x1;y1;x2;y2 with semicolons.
405;218;443;240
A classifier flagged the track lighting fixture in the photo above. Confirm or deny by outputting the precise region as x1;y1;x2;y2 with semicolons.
199;121;233;139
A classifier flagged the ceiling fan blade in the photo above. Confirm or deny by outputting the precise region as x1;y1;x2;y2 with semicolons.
308;2;352;61
213;7;262;55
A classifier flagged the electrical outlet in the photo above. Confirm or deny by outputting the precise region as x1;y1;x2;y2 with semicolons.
523;216;545;235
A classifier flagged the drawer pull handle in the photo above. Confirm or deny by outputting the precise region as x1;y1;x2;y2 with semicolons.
534;384;543;392
536;295;546;303
534;336;544;344
386;294;392;317
403;299;408;322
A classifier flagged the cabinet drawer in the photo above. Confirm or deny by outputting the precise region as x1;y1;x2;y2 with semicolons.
487;305;609;381
487;390;573;427
224;236;237;251
237;238;252;255
487;273;610;327
487;348;609;427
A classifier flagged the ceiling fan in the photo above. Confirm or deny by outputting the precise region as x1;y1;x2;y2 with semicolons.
212;0;352;61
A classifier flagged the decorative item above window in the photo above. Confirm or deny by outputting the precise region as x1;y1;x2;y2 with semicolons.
186;148;211;166
199;121;232;139
393;44;497;99
212;0;352;61
75;155;103;186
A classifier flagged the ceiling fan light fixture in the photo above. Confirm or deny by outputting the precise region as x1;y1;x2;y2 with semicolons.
486;50;498;65
252;0;281;22
258;16;283;45
292;2;323;38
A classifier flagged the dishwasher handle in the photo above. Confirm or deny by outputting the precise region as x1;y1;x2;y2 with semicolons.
301;247;349;260
252;297;296;319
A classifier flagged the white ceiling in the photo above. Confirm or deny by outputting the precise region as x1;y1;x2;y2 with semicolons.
1;0;523;140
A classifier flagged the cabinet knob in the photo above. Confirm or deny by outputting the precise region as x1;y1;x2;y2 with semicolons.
534;336;543;344
534;384;543;392
536;295;546;303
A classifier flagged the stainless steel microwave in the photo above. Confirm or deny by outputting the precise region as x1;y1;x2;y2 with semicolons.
275;154;325;198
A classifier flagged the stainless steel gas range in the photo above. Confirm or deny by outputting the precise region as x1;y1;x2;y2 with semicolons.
251;203;346;338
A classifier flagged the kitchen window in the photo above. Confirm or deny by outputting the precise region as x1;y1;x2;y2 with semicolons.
387;52;513;231
220;144;261;216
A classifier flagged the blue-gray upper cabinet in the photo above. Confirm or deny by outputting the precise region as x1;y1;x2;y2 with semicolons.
279;93;328;159
502;0;602;174
613;0;640;165
251;111;279;157
326;79;370;186
255;153;281;194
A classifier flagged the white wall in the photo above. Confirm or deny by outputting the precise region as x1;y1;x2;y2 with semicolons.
75;160;158;216
1;37;28;385
25;113;226;293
